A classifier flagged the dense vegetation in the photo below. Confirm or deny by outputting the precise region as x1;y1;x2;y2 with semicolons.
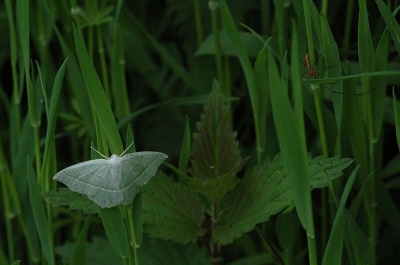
1;0;400;264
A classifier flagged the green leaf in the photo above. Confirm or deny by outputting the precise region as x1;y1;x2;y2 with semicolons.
43;188;99;214
219;0;261;164
143;173;206;244
309;156;353;188
100;207;129;257
214;157;292;245
27;162;55;265
375;0;400;56
189;84;247;202
53;152;168;208
358;0;374;73
71;218;90;265
41;59;68;186
268;49;313;235
214;154;352;245
179;116;191;170
73;25;123;154
322;166;359;265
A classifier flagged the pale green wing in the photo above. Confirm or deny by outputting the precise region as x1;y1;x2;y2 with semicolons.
119;151;168;205
53;158;124;208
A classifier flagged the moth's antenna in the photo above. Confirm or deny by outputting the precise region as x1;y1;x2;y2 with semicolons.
90;146;109;159
120;141;135;156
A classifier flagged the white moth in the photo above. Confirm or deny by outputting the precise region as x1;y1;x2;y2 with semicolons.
53;148;168;209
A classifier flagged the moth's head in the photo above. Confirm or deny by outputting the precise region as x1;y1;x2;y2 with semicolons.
109;154;119;159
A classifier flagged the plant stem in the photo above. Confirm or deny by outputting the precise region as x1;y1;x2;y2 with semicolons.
210;0;225;95
127;205;139;265
313;87;329;251
364;77;377;263
211;201;221;265
307;234;318;265
193;0;203;45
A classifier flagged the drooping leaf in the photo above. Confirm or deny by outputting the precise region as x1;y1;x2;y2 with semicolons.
43;188;99;214
214;153;353;245
189;83;247;202
53;151;168;208
143;172;206;244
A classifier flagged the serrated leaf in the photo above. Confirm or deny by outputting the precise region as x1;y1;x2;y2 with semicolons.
214;157;291;245
309;156;353;188
189;84;247;202
214;154;353;245
43;188;99;214
143;173;206;244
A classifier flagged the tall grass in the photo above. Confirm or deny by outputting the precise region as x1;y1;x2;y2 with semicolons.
1;0;400;264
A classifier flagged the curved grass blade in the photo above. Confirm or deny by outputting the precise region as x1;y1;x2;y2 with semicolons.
73;25;123;154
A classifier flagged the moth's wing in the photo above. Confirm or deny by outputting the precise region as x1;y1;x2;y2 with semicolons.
53;159;123;208
119;152;168;205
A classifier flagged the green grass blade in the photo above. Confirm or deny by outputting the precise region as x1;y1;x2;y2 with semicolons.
12;117;35;198
73;25;123;154
71;218;90;265
268;52;313;235
41;59;68;189
375;175;400;236
371;29;390;141
219;0;261;165
376;0;400;56
17;0;39;127
125;125;137;152
179;115;191;170
320;15;343;124
132;192;143;247
305;71;400;85
342;76;369;178
322;165;360;265
125;127;143;248
358;0;375;74
27;161;54;265
393;89;400;151
254;42;269;155
99;208;130;257
38;0;94;134
291;22;306;144
4;0;19;103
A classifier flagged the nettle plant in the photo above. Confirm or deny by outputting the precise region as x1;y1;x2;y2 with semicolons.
141;85;352;262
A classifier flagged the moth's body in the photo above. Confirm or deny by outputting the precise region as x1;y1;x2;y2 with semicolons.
109;155;122;187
